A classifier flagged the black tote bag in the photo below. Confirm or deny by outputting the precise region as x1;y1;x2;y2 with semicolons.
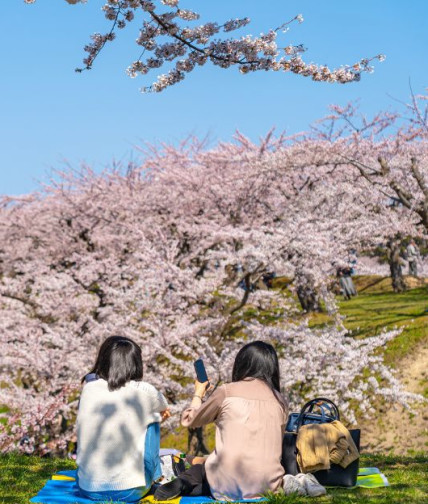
281;398;360;487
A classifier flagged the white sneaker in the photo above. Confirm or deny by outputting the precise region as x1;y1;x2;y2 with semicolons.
282;474;307;496
295;473;327;497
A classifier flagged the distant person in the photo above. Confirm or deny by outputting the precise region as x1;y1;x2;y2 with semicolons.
337;267;357;300
262;271;276;288
348;249;358;276
406;240;419;277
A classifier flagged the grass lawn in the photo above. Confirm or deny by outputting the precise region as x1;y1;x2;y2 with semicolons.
0;453;76;504
338;286;428;376
309;282;428;365
0;453;427;504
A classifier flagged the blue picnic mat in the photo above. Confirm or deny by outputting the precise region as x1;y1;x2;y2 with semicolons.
30;467;389;503
29;470;263;504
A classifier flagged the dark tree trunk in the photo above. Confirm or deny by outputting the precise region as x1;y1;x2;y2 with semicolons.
296;285;321;312
387;241;406;293
187;427;210;455
389;262;406;293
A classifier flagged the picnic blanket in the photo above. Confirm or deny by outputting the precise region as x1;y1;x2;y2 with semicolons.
355;467;390;488
30;468;389;503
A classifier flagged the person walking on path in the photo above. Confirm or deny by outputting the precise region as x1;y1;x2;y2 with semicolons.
406;239;420;277
337;267;357;300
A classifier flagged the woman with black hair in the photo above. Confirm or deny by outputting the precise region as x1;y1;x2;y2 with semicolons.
155;341;288;501
76;336;170;502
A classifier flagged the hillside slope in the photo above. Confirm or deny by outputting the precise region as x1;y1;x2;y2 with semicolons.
338;278;427;454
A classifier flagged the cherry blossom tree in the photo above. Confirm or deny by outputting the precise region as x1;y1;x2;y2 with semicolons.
305;91;428;289
1;106;425;453
23;0;384;92
314;93;428;228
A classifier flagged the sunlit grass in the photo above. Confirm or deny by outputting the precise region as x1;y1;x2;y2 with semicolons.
0;453;76;504
1;453;426;504
309;282;428;365
265;453;428;504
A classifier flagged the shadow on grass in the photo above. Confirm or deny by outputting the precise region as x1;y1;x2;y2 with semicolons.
358;278;387;293
264;453;428;504
0;454;76;504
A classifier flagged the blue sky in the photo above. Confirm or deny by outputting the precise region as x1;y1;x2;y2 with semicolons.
1;0;427;196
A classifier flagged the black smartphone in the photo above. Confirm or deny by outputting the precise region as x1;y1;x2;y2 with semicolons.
194;359;209;383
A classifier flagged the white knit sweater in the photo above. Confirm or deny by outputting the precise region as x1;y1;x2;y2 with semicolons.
76;379;168;491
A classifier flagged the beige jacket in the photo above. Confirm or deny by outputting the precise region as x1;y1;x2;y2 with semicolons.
181;379;288;501
296;420;359;473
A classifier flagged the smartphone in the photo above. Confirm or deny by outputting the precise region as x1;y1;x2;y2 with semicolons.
194;359;209;383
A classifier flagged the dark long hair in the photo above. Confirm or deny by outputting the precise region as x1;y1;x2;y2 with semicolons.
232;341;281;393
84;336;143;391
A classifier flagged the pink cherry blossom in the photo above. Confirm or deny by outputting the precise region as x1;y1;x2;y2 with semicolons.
1;94;426;454
24;0;384;92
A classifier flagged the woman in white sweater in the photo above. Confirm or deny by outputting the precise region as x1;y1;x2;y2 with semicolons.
76;336;170;502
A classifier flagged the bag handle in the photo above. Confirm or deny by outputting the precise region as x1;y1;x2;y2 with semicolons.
296;397;340;431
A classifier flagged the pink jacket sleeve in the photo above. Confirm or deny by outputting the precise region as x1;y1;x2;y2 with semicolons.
181;385;226;428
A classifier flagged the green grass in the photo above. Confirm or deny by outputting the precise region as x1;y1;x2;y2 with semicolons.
161;424;216;454
0;453;76;504
309;283;428;365
0;453;427;504
267;453;428;504
341;286;428;366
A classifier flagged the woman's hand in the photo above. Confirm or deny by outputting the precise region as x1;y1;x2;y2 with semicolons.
194;380;211;399
160;409;171;423
190;380;214;408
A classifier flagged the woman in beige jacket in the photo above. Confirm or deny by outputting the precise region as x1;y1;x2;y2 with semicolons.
155;341;288;501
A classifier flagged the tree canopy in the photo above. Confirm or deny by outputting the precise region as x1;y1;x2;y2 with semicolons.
1;94;426;454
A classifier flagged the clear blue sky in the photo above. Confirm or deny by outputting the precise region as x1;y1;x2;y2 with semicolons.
1;0;427;196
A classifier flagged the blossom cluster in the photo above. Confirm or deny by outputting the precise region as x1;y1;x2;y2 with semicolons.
25;0;383;91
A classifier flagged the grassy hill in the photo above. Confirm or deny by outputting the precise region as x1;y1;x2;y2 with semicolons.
312;279;428;365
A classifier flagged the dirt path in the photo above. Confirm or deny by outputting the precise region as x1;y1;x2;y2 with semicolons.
359;345;428;454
